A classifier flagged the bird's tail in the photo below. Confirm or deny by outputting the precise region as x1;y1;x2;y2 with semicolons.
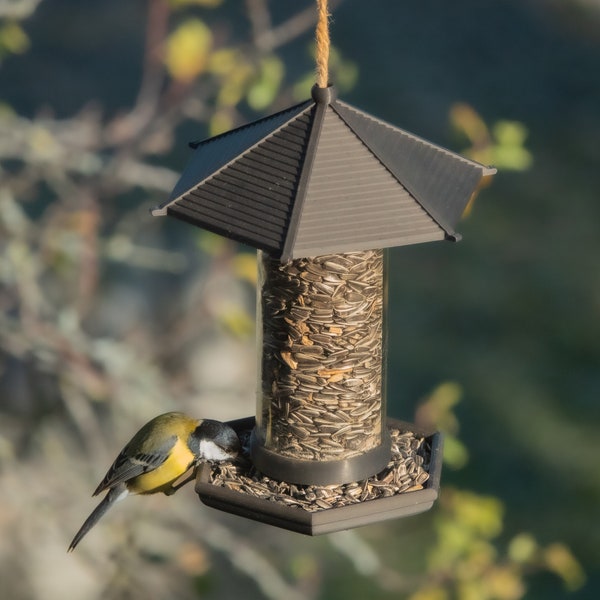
68;484;128;552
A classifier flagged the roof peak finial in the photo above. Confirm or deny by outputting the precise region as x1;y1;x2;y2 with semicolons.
311;83;336;104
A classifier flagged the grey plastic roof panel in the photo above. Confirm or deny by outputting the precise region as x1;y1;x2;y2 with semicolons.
333;100;496;235
289;108;445;259
154;99;312;208
157;105;316;254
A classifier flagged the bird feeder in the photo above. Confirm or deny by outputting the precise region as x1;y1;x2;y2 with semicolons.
152;5;495;534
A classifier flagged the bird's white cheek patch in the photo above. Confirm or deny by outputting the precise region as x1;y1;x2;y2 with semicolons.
199;440;232;461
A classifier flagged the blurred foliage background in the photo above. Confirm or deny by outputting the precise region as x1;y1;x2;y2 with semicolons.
0;0;598;598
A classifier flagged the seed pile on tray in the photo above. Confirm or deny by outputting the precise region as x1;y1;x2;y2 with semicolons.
207;426;431;512
258;249;385;462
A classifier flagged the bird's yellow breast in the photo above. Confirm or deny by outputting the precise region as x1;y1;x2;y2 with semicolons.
127;438;194;495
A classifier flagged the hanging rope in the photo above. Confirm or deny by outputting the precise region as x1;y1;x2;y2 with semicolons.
315;0;330;88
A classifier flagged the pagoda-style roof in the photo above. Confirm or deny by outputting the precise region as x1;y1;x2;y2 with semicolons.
152;86;495;260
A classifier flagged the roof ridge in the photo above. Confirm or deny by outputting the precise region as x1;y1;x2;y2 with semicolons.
188;99;313;150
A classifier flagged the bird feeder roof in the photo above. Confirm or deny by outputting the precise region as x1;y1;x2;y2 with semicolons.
152;86;495;261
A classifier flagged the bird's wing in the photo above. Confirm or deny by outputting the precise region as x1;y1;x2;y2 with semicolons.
93;435;177;496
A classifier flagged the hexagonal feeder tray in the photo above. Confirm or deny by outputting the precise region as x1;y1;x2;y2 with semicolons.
195;416;443;535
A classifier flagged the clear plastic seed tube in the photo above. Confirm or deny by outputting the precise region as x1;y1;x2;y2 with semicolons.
256;249;386;463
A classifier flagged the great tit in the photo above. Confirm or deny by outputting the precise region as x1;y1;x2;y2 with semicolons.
68;412;240;552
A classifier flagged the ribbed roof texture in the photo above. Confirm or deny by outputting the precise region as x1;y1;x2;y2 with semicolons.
152;87;495;260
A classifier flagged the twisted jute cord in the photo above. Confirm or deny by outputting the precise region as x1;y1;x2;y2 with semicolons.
315;0;330;88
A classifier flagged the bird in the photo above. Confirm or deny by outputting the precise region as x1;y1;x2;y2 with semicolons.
68;411;240;552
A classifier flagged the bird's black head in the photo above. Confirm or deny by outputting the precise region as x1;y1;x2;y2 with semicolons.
189;420;241;462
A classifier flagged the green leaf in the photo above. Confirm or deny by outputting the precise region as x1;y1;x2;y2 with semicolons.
507;533;538;564
247;55;284;111
165;19;213;82
543;543;586;591
443;435;469;470
0;22;30;56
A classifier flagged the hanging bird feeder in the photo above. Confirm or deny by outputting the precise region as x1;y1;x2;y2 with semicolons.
152;0;495;534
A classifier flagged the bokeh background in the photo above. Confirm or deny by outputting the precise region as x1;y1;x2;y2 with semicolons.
0;0;598;599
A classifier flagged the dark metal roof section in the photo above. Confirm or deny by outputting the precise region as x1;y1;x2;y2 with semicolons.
152;86;496;260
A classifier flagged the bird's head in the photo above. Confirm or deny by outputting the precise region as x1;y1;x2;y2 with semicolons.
190;419;241;463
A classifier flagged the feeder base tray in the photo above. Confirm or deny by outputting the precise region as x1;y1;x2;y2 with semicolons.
195;417;442;535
